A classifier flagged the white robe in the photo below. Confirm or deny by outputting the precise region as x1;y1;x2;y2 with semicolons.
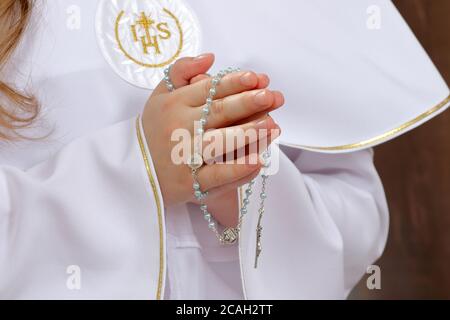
0;0;391;299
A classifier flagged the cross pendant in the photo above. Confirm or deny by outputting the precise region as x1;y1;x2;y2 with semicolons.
254;225;263;268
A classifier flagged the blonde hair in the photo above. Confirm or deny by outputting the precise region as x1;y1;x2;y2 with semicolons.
0;0;38;140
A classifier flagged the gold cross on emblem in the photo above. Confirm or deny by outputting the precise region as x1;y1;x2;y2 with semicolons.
130;11;172;55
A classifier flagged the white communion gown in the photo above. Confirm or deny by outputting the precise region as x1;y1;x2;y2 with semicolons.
2;0;447;299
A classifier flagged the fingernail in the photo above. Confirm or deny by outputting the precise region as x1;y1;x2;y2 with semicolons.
240;72;255;86
254;90;269;106
271;125;281;138
194;53;212;60
248;161;261;168
255;118;268;130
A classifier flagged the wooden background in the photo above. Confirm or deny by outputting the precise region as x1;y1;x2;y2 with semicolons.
351;0;450;299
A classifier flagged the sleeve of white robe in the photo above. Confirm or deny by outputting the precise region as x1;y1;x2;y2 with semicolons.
238;146;389;299
0;117;166;299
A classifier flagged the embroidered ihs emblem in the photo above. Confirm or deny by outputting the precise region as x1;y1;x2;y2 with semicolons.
96;0;201;89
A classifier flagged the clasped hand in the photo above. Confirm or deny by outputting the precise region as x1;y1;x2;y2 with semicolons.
142;53;284;227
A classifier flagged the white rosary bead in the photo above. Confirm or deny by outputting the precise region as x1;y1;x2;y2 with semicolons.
163;65;175;92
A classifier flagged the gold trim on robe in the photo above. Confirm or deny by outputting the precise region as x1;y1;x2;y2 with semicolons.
291;94;450;151
136;116;165;300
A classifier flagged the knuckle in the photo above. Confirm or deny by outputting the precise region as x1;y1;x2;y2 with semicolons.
234;70;256;87
203;79;212;99
231;72;241;85
172;57;188;74
211;99;225;118
243;92;255;110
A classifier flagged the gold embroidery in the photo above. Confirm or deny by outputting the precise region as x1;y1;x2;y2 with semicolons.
136;116;164;300
130;12;172;55
295;94;450;151
116;9;183;68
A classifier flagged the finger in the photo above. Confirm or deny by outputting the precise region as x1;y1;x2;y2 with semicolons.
196;155;262;192
199;89;275;129
256;73;270;89
222;123;281;162
200;124;280;201
204;165;261;201
191;73;270;89
190;74;210;84
174;70;262;106
233;90;285;125
201;116;277;162
153;53;215;95
202;189;242;227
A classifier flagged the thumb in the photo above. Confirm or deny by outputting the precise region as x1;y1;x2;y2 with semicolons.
153;53;215;95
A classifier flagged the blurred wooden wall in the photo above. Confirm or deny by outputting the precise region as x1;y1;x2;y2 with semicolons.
351;0;450;299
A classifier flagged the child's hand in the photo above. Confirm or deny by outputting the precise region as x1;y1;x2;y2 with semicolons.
142;54;284;209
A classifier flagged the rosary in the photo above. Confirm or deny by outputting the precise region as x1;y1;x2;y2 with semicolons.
164;66;271;269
